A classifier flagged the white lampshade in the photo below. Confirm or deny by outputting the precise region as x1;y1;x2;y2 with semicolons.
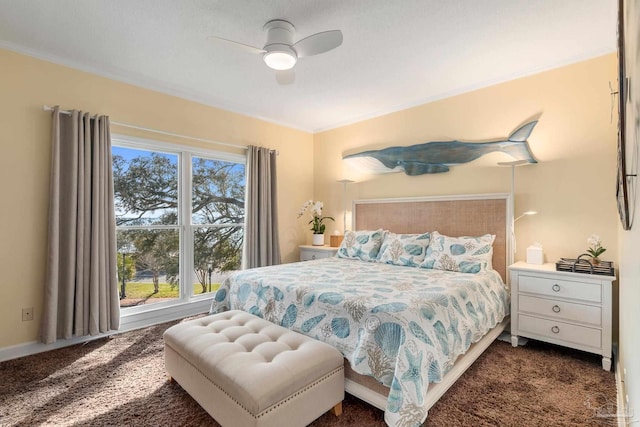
263;46;297;70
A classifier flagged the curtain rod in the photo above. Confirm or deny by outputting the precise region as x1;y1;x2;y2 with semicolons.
42;105;265;152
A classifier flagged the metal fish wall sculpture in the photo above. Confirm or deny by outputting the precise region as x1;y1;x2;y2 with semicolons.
343;121;538;175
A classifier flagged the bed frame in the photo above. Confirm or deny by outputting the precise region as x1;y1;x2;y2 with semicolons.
344;193;511;412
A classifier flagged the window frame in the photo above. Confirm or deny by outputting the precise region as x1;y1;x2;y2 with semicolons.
111;134;246;315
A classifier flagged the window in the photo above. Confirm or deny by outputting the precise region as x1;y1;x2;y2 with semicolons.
112;135;245;311
191;156;245;296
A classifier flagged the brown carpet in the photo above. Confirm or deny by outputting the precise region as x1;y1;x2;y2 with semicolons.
0;318;616;426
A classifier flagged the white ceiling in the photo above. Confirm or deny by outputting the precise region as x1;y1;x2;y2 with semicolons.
0;0;617;132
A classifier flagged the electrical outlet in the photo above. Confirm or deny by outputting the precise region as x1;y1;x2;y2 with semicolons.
22;307;34;321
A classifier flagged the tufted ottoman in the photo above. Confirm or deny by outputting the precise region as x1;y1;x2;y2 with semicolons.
163;310;344;427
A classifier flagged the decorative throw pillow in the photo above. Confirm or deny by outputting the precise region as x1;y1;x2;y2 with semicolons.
337;229;385;262
377;232;431;267
420;231;495;273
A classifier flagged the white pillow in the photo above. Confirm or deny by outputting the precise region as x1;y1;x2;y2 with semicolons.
420;231;495;273
377;232;431;267
337;229;385;262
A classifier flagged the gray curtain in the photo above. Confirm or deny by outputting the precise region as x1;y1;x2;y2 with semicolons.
244;145;281;268
41;106;119;344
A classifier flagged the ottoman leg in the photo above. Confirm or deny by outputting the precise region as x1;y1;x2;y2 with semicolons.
332;402;343;417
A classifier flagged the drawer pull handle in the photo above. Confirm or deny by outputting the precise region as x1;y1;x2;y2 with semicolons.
552;284;561;292
551;326;560;334
552;305;561;313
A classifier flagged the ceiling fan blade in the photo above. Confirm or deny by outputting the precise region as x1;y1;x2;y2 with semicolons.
207;36;265;54
292;30;343;58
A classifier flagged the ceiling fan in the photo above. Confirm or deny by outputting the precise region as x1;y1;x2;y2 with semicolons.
210;19;343;71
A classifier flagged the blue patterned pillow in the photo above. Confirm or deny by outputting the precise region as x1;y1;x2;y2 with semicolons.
420;231;495;273
377;232;431;267
337;229;385;262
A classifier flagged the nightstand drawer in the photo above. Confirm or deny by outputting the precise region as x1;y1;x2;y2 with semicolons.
519;275;601;303
519;295;602;326
299;245;338;261
300;252;324;261
518;314;601;349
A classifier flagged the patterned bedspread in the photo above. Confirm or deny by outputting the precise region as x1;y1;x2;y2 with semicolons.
210;257;508;427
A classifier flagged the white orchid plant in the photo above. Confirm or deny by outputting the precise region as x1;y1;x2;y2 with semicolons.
298;200;334;234
586;234;606;259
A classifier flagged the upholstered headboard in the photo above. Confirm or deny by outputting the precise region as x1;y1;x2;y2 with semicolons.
353;194;510;282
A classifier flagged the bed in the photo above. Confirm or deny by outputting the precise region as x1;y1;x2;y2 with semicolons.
210;194;511;427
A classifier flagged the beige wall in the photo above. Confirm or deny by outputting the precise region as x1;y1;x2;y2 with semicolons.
314;55;618;270
0;49;314;348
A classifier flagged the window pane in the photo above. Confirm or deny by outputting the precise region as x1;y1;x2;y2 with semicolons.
192;157;245;225
113;147;178;226
192;226;243;296
117;229;180;307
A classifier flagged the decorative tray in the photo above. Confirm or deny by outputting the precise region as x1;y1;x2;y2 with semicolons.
555;254;614;276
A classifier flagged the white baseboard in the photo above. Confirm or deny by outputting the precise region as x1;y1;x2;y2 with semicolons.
0;300;211;362
616;358;629;427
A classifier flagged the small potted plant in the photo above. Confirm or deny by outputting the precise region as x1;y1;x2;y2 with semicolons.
298;200;334;245
586;234;606;265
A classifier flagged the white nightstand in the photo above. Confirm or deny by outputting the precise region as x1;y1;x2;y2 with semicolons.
299;245;338;261
509;261;615;371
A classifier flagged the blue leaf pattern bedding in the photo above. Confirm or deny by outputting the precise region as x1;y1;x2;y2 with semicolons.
210;257;508;427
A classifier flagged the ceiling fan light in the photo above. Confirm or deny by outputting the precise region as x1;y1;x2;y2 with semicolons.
264;50;296;70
